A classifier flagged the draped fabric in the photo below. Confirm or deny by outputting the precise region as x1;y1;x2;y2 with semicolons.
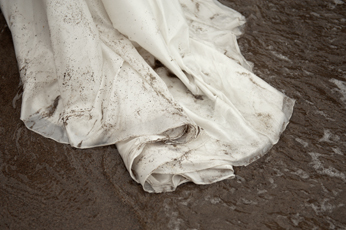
0;0;294;192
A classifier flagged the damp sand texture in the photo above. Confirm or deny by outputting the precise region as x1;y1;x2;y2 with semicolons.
1;0;346;229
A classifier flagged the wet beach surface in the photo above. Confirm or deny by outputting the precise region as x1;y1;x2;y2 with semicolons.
1;0;346;229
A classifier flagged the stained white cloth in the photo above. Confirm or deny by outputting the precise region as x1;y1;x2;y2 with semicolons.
1;0;294;192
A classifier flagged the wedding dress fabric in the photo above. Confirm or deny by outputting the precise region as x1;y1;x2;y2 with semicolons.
0;0;294;192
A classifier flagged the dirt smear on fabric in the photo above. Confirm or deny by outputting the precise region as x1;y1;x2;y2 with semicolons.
1;0;346;229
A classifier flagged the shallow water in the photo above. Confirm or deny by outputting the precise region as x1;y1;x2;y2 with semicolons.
1;0;346;229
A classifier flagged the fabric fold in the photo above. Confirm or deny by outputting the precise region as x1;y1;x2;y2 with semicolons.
0;0;294;193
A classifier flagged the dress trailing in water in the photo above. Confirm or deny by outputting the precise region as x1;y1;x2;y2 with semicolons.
0;0;294;192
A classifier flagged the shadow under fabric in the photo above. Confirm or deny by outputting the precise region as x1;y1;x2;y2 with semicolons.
0;0;294;193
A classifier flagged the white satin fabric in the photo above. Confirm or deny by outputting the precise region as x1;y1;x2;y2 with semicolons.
1;0;294;192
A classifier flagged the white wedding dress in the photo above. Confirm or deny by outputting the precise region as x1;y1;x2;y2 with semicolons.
0;0;294;192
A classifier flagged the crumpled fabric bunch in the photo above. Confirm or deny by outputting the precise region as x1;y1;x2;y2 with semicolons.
0;0;294;192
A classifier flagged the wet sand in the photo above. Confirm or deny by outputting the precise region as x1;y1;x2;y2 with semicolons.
1;0;346;229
